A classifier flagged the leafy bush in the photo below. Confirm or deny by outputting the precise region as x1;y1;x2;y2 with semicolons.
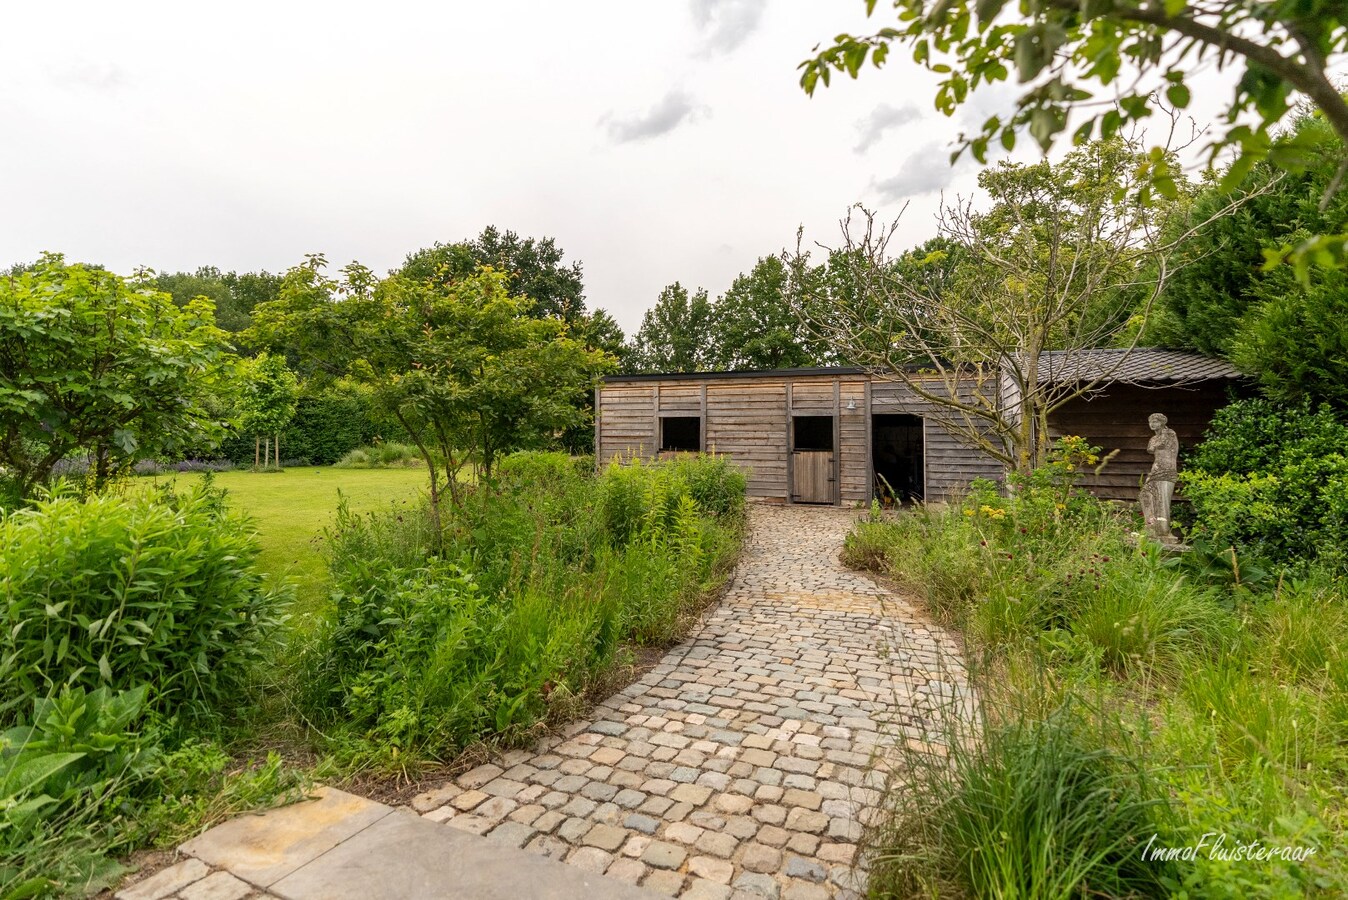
0;481;286;722
301;452;743;763
0;685;155;896
1182;398;1348;570
1186;398;1348;478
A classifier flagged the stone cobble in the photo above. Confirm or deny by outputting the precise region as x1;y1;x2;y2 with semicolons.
414;503;966;899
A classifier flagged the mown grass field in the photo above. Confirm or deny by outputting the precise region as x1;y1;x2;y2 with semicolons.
148;467;427;611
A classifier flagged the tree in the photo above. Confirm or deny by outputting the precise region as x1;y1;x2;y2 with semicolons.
627;283;716;374
156;267;281;338
0;253;231;497
710;256;822;371
399;226;587;321
1154;113;1348;407
802;0;1348;213
799;138;1214;472
237;353;299;469
248;258;612;522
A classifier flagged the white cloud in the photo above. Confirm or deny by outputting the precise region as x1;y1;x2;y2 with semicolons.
854;103;920;153
603;90;702;143
874;144;965;201
689;0;766;55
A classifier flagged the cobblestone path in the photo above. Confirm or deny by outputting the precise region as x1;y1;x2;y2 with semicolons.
410;504;966;900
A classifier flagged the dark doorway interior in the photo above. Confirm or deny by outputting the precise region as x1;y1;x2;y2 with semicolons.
873;414;924;503
793;415;834;451
661;416;701;452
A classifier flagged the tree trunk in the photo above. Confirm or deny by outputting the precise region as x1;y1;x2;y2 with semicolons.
255;436;260;470
275;432;281;470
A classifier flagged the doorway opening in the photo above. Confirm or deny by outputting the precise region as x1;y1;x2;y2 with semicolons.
872;414;924;504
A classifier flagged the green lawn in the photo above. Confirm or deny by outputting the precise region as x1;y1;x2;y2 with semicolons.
149;467;427;612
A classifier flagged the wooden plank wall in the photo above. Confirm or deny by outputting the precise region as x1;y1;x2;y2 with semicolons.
835;381;869;503
597;384;657;464
705;379;789;498
870;378;1003;501
1048;382;1233;500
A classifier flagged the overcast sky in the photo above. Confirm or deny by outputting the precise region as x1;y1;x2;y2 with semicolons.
3;1;1241;333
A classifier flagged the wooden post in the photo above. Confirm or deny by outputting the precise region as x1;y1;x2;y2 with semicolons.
593;386;601;471
652;383;661;456
864;378;874;505
699;383;708;453
785;381;794;503
832;378;842;506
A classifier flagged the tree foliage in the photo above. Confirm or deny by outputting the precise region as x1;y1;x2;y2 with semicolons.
399;226;587;321
802;0;1348;207
1155;114;1348;407
155;267;280;337
799;138;1202;471
711;256;822;371
0;254;231;498
248;258;613;514
627;282;717;373
236;353;299;466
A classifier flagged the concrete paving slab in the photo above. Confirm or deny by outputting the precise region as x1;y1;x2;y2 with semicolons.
182;787;392;887
270;808;662;900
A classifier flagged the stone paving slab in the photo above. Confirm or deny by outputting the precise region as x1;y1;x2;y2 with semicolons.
270;808;662;900
180;786;392;888
414;504;968;899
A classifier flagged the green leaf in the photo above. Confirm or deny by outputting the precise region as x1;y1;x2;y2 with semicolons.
1165;83;1191;109
0;752;85;796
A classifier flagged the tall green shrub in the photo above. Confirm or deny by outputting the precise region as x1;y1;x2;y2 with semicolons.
302;452;743;763
0;483;285;721
1182;399;1348;569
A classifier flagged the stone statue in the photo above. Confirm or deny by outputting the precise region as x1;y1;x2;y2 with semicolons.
1139;412;1179;542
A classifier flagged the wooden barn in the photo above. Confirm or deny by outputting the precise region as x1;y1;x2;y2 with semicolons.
595;351;1244;506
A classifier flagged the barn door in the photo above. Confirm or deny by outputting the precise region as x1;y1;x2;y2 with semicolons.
791;415;835;504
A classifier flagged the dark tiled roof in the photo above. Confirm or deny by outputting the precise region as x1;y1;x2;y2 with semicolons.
1026;349;1244;385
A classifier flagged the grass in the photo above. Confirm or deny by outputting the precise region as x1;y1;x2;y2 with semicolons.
849;471;1348;897
147;467;427;612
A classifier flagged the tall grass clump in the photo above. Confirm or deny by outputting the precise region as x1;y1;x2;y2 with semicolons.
852;436;1348;896
333;442;423;469
298;452;745;765
871;688;1174;899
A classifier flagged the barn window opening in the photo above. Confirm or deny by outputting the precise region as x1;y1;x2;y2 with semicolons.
793;415;834;451
661;416;701;452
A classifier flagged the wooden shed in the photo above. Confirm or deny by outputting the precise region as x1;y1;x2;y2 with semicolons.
1031;349;1246;500
595;367;1001;505
596;352;1244;506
